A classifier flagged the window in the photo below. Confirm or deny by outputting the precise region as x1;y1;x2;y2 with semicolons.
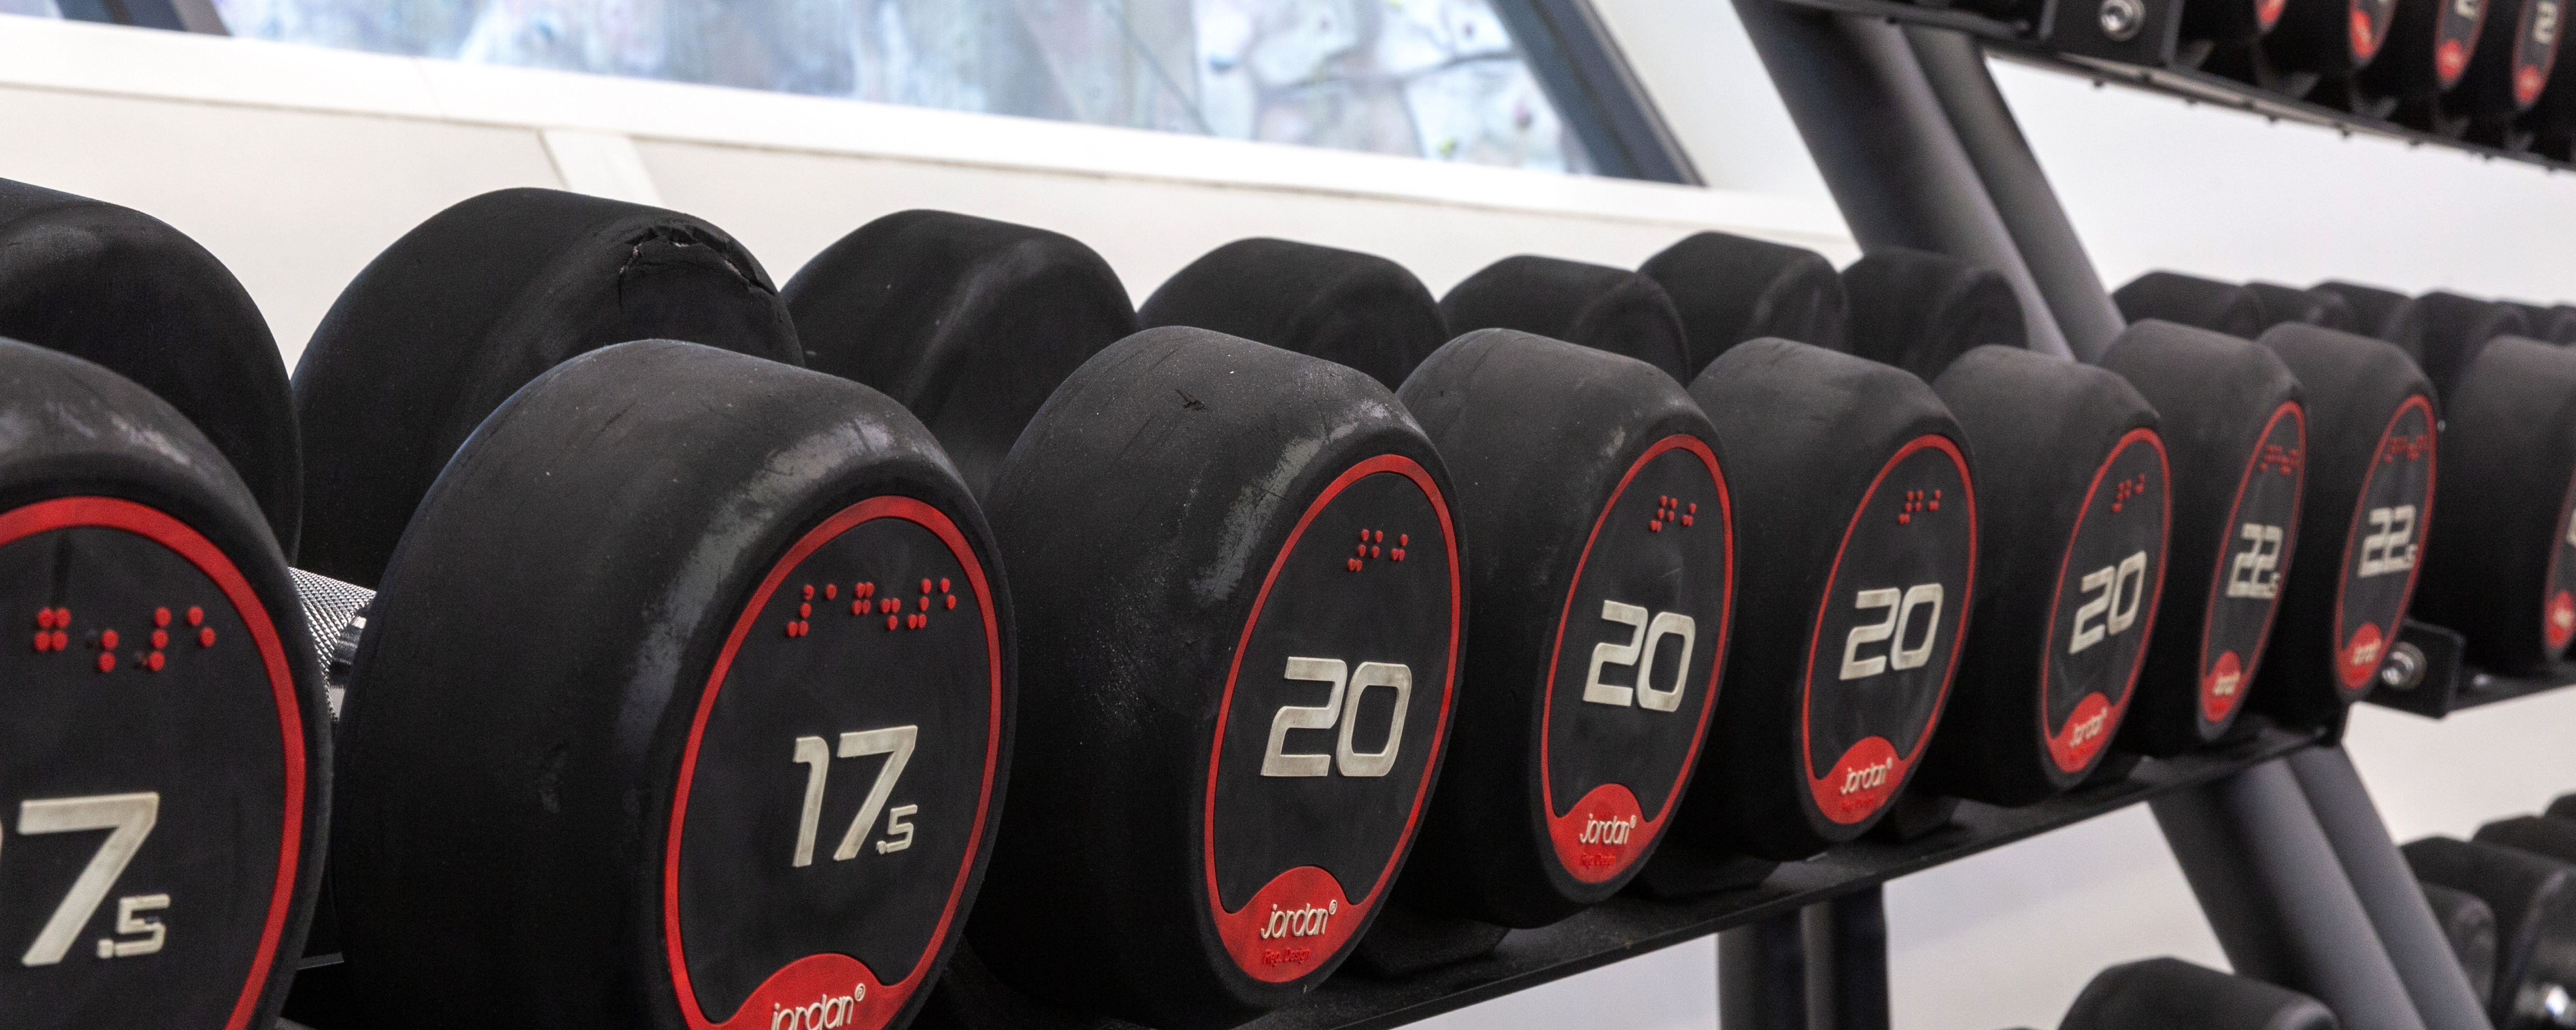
166;0;1595;173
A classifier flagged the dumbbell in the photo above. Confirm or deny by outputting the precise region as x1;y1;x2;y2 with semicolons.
2381;291;2531;393
2175;0;2289;67
2422;882;2503;1006
1439;255;1691;382
1139;239;1733;933
2313;281;2421;339
956;325;1460;1028
2356;0;2497;125
2058;957;2337;1030
2406;836;2576;1028
778;209;1137;499
2435;0;2561;142
2098;321;2306;756
1139;237;1447;390
1849;249;2172;805
1841;247;2025;381
2247;324;2436;725
2113;272;2268;337
2505;302;2576;344
1637;230;1849;375
2247;281;2360;332
2263;0;2401;85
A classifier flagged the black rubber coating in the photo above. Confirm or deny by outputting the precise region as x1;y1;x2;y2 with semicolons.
0;178;302;555
972;327;1460;1030
333;340;1007;1030
294;187;801;588
2550;792;2576;821
1390;329;1734;926
1921;347;2168;805
1841;248;2027;382
2417;882;2501;1008
2266;0;2398;73
2314;281;2421;340
0;338;326;1030
784;209;1137;501
2112;272;2267;337
1140;238;1445;391
2405;836;2576;1026
2248;282;2359;332
2098;321;2305;756
2058;957;2339;1030
2524;55;2576;153
2250;325;2438;728
2503;301;2576;344
2181;0;2278;44
1439;255;1690;383
1675;339;1977;859
1638;231;1849;375
2409;337;2576;671
2382;292;2531;400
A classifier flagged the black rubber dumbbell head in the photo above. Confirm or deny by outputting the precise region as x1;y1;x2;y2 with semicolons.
0;178;302;555
2438;0;2561;140
1671;339;1976;859
2098;322;2305;756
971;327;1461;1029
783;209;1137;500
2421;882;2502;1006
2059;957;2337;1030
1842;248;2027;381
1921;347;2168;805
335;340;1011;1030
0;338;328;1030
2409;337;2576;671
1638;231;1849;375
1439;255;1689;382
2406;836;2576;1027
1139;237;1445;392
2181;0;2290;46
2314;281;2421;339
2506;301;2576;343
1388;329;1733;926
2266;0;2400;74
2358;0;2490;103
294;187;801;588
2113;272;2268;337
2250;325;2437;726
2383;292;2530;399
2248;281;2359;332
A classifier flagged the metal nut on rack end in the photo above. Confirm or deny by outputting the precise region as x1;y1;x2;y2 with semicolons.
2378;641;2426;692
2098;0;2144;40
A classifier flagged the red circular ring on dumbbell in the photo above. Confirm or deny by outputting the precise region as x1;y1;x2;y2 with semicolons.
2332;395;2437;694
663;495;1004;1030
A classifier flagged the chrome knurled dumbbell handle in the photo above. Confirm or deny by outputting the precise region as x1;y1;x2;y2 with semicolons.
287;568;373;722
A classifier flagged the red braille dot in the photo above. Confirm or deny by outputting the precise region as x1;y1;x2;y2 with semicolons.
882;599;898;613
1929;499;1939;510
1688;503;1696;515
100;629;118;650
853;601;866;615
940;578;952;592
1370;546;1381;558
1375;530;1385;543
802;584;815;600
1399;534;1409;546
1347;558;1363;572
946;595;957;609
824;584;837;599
886;616;899;630
786;623;797;638
33;609;49;630
151;630;167;649
187;606;204;626
1391;548;1405;562
148;652;164;672
920;579;934;594
1649;520;1663;532
1357;544;1368;558
859;582;874;597
914;597;926;611
51;631;66;650
1899;513;1911;524
32;632;46;652
96;652;114;672
799;603;812;618
1361;529;1371;542
153;607;171;627
198;627;215;648
1682;515;1694;527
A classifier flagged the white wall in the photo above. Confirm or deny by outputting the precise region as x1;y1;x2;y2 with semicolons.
6;7;2576;1030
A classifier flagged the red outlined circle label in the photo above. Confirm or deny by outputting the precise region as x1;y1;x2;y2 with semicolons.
1203;455;1459;983
2332;395;2436;694
2197;403;2305;728
664;496;1005;1030
0;496;306;1030
2040;428;2171;774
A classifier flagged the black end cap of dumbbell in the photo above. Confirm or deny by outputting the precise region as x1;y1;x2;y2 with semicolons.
2313;281;2420;340
2383;292;2531;400
1341;906;1510;978
0;338;328;1030
2247;281;2358;332
973;326;1460;1029
2249;324;2437;728
2058;957;2337;1030
2549;793;2576;822
1638;231;1849;376
2180;0;2277;46
335;339;1009;1030
2419;881;2501;1005
2112;272;2268;337
2504;301;2576;344
783;209;1136;501
1388;329;1733;927
294;187;801;588
2264;0;2388;77
1841;248;2027;382
0;178;303;555
2405;835;2576;1021
1672;339;1976;859
1921;346;2168;806
2410;337;2576;671
2097;321;2305;756
1439;255;1690;383
1139;238;1444;392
